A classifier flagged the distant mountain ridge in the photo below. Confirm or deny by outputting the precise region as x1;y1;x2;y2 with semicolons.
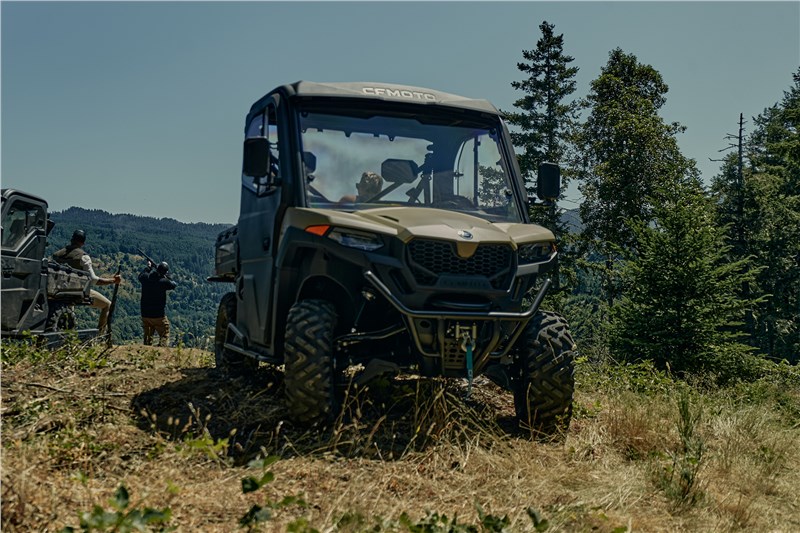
49;207;232;252
560;207;583;233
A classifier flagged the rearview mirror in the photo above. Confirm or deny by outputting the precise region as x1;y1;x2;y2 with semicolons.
381;159;419;184
242;137;271;178
303;151;317;173
536;162;561;201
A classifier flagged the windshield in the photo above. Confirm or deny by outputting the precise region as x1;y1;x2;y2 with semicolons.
298;107;523;223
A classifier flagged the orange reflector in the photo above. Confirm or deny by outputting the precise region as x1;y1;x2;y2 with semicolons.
305;225;330;236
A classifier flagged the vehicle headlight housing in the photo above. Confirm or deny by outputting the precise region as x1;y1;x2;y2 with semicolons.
328;228;384;251
518;242;556;264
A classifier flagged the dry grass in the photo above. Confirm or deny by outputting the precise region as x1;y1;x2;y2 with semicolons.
1;340;799;532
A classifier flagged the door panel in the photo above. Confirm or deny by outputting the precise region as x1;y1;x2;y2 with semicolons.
237;101;282;347
1;194;48;332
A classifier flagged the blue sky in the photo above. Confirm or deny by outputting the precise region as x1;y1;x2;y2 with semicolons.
2;1;798;224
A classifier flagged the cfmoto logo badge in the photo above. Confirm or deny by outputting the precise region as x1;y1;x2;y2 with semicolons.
457;230;473;240
362;87;437;101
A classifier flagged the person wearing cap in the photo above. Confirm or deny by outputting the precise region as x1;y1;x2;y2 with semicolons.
137;259;177;346
52;229;122;333
339;171;383;203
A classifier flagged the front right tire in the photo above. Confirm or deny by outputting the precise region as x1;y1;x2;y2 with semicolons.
284;299;339;426
512;311;576;434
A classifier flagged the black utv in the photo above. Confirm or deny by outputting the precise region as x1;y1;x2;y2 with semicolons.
1;189;97;343
210;81;576;432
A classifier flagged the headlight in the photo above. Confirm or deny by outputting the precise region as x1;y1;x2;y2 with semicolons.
328;228;384;251
518;242;556;264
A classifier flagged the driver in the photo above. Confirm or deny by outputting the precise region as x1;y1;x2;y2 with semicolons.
339;171;383;203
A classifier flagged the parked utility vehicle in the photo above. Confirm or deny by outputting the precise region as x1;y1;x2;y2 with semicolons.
210;81;575;432
1;189;97;342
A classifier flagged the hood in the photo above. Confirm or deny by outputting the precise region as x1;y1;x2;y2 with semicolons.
355;207;515;244
283;207;555;247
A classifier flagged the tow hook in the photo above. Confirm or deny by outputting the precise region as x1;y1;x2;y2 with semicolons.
457;323;478;397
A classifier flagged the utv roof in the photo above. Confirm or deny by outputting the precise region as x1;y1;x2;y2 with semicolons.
248;81;501;119
1;188;48;206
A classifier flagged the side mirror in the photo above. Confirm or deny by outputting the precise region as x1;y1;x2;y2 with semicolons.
381;159;419;184
242;137;271;178
536;162;561;201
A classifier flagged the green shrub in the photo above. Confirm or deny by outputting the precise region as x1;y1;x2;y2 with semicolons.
60;485;173;532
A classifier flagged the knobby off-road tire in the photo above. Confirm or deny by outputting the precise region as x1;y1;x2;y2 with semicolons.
513;311;576;434
284;299;339;426
214;292;257;377
45;304;76;332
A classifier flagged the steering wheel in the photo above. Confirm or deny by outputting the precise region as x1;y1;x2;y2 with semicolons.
307;183;331;203
434;196;474;210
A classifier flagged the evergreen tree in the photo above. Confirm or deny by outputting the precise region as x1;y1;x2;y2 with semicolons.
504;20;579;191
710;152;742;253
714;69;800;361
503;20;579;299
609;182;763;380
574;48;699;305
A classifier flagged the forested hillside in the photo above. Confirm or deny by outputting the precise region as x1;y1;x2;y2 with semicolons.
46;207;233;346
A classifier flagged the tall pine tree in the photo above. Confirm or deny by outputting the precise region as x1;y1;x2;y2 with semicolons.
504;20;579;192
503;21;579;297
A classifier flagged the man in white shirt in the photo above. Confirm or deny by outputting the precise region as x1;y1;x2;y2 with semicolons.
52;229;122;333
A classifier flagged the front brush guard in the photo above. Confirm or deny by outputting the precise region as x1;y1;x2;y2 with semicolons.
362;270;551;374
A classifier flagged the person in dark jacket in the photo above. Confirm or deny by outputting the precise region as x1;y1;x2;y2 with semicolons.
138;260;177;346
52;229;122;333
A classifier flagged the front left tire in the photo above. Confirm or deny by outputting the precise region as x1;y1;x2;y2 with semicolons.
283;299;339;426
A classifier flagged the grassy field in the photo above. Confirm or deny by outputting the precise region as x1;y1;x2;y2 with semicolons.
1;339;799;532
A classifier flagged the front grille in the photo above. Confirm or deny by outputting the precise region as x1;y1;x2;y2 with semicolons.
407;239;513;289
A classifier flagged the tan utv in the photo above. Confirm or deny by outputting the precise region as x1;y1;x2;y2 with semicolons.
209;81;576;433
